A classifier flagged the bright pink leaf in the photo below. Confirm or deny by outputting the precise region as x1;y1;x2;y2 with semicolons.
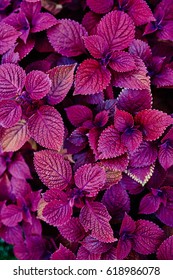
65;105;93;127
74;163;106;197
0;100;22;128
28;105;64;150
84;35;109;59
0;63;26;99
109;51;136;72
34;149;72;189
25;71;51;100
135;109;173;141
87;0;114;14
0;23;20;55
157;236;173;260
51;244;76;260
97;10;135;52
47;64;76;105
47;19;88;57
79;201;115;243
74;59;111;96
58;217;85;242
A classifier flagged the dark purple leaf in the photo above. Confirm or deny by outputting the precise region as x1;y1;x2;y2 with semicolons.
51;244;76;260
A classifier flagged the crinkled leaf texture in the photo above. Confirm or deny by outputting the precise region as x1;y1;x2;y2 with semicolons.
74;59;111;96
84;35;108;59
0;119;30;152
58;217;85;242
0;63;26;100
47;64;76;105
97;10;135;52
47;19;88;57
125;165;155;186
28;105;64;150
65;105;93;127
34;149;72;189
25;71;51;100
0;100;22;128
1;204;23;227
51;244;76;260
109;51;136;72
79;201;115;243
0;23;20;55
74;163;106;197
157;236;173;260
87;0;114;14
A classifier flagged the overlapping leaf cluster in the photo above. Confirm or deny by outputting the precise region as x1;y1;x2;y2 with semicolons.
0;0;173;260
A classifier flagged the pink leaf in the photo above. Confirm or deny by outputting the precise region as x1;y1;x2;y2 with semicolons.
79;201;115;243
81;235;113;254
0;120;30;152
82;11;101;35
98;125;127;159
43;188;68;203
51;244;76;260
74;163;106;197
117;237;132;260
15;38;35;60
77;246;101;260
74;59;111;95
88;127;101;158
65;105;93;127
84;35;109;59
94;110;109;127
112;56;150;90
157;236;173;260
25;71;51;100
114;108;134;132
109;51;136;72
31;12;57;33
47;64;76;105
0;23;20;55
0;63;26;99
135;109;173;141
28;105;64;150
133;220;165;255
100;154;129;172
0;100;22;128
34;149;72;189
58;217;85;242
47;19;87;57
1;204;23;227
86;0;114;14
97;10;135;52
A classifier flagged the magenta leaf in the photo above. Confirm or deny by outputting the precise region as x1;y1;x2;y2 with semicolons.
74;163;106;197
120;213;136;235
120;174;144;195
31;12;57;33
15;38;35;60
112;56;150;90
86;0;114;14
79;201;115;243
74;59;111;96
125;165;155;186
156;186;173;227
122;128;143;152
109;51;136;72
0;157;6;177
0;120;30;152
0;225;23;245
25;70;51;100
58;217;85;242
135;109;173;141
97;10;135;52
1;204;23;227
88;127;101;159
94;110;109;127
47;64;76;105
117;237;132;260
84;35;109;59
139;193;161;214
114;108;134;132
47;19;88;57
51;244;76;260
82;11;101;35
11;177;30;199
8;153;32;180
157;236;173;260
0;0;10;10
129;39;152;64
0;100;22;128
0;63;26;100
28;105;64;150
101;247;117;260
159;127;173;170
34;149;72;189
100;154;129;172
116;88;152;115
98;125;127;159
77;246;101;260
0;23;20;55
81;235;113;254
65;105;93;127
153;66;173;88
43;188;68;203
0;174;11;201
133;220;165;255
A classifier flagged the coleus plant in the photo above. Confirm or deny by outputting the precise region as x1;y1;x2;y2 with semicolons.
0;0;173;260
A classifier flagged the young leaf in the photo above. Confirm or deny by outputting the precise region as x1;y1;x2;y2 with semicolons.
51;244;76;260
47;19;88;57
25;71;51;100
157;236;173;260
74;59;111;95
86;0;114;14
34;149;72;189
65;105;93;127
79;201;115;243
28;105;64;150
47;64;76;105
0;100;22;128
0;23;20;55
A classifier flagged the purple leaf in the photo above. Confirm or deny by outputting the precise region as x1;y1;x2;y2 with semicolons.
0;63;26;100
82;11;101;35
86;0;114;14
51;244;76;260
34;149;72;189
101;247;117;260
129;39;152;64
97;10;135;52
133;220;165;255
88;127;101;158
1;204;23;227
98;125;127;159
25;71;51;100
135;109;173;141
153;66;173;88
117;237;132;260
47;19;88;57
94;110;109;127
81;235;113;254
0;120;30;152
11;177;31;199
122;128;143;152
100;154;129;172
109;51;136;72
74;59;111;96
77;246;101;260
68;127;88;147
0;23;20;55
20;0;41;22
120;213;136;235
79;201;115;243
8;153;32;180
65;105;93;127
156;186;173;227
58;217;85;242
139;193;161;214
114;108;134;132
0;0;10;10
0;225;23;245
15;38;35;60
84;35;109;59
74;163;106;197
157;236;173;260
28;105;64;150
47;64;76;105
159;127;173;170
0;100;22;128
43;188;68;203
120;174;144;195
31;12;57;33
0;174;11;201
0;156;6;177
125;165;155;186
